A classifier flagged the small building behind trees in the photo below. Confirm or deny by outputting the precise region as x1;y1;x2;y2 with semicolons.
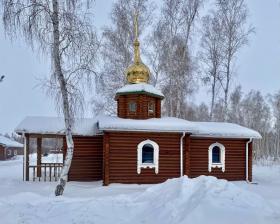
0;135;23;160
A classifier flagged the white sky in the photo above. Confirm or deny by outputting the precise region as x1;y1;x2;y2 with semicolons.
0;0;280;134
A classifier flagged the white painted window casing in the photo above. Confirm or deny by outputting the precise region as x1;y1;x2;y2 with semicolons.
148;102;155;115
208;142;225;172
137;139;159;174
128;101;137;112
7;149;12;156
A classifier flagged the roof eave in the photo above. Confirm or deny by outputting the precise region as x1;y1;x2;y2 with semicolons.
190;134;262;139
99;127;192;133
115;91;164;100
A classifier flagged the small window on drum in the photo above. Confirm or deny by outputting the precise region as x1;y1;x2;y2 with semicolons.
208;143;225;172
148;102;155;115
128;101;137;113
137;140;159;174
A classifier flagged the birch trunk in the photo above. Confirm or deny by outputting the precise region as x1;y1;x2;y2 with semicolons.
52;0;75;196
223;56;231;121
210;77;216;121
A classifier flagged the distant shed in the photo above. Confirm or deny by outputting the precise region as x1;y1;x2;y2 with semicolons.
0;136;23;160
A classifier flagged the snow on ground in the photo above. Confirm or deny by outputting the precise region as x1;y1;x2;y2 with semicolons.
0;156;279;224
29;153;63;165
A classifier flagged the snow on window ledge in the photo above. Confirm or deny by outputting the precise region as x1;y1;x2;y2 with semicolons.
208;142;225;172
137;140;159;174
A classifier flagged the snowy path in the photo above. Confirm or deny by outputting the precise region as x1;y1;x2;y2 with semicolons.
0;156;279;224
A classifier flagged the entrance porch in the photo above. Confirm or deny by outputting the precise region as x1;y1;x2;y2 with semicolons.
23;134;65;182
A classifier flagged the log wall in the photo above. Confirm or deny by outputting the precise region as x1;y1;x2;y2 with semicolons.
117;94;161;119
68;136;103;181
188;137;251;181
0;145;23;160
104;132;181;184
0;146;5;160
66;134;252;183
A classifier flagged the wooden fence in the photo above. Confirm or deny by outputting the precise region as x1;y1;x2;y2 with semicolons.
29;163;63;182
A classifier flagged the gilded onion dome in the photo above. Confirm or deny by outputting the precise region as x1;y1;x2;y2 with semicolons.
126;12;150;84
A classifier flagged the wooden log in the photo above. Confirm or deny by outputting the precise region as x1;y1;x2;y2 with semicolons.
33;166;35;181
44;165;47;182
49;164;52;181
37;137;42;177
249;141;253;182
185;134;191;176
103;133;110;186
25;135;30;181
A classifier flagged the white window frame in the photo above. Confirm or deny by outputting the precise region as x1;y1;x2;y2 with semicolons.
208;142;225;172
7;149;12;156
128;101;137;113
137;139;159;174
148;101;155;115
14;149;17;156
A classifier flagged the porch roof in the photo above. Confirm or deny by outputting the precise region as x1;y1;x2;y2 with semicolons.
15;116;99;136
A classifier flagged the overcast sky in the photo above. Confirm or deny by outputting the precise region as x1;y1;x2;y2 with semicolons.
0;0;280;134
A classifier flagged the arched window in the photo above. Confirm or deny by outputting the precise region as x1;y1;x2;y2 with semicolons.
137;140;159;174
212;146;221;163
142;144;154;163
208;143;225;172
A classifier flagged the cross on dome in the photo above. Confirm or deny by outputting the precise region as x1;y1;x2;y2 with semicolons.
125;11;150;84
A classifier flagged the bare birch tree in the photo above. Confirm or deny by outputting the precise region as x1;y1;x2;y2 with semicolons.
2;0;99;195
216;0;254;120
150;0;203;118
92;0;154;115
228;85;243;124
270;91;280;158
240;90;271;158
199;13;223;120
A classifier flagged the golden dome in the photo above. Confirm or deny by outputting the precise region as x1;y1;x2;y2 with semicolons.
125;13;150;84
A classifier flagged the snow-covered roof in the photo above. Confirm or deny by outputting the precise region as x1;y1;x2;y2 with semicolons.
116;83;164;99
0;136;23;148
98;116;262;139
15;115;261;139
15;116;99;136
98;116;197;133
192;121;262;139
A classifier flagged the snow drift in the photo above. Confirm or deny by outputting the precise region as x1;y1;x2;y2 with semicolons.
134;176;278;224
1;174;279;224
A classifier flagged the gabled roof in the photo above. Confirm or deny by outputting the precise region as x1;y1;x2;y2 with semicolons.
98;116;196;133
98;116;262;139
15;115;262;139
115;83;164;99
15;116;100;136
0;136;23;148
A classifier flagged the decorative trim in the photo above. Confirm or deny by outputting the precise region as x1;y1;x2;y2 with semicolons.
208;142;225;172
137;139;159;174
